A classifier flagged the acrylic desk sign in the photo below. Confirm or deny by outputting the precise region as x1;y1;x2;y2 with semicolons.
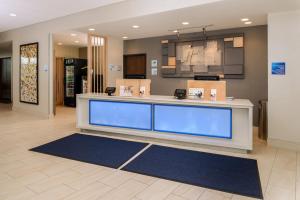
272;62;285;75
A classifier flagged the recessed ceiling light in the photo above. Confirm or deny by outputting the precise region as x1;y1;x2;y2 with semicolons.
74;40;79;43
9;13;16;17
132;25;140;29
173;30;179;33
182;22;189;25
88;28;95;31
57;42;63;45
244;21;252;25
241;18;249;22
71;33;77;36
122;36;128;39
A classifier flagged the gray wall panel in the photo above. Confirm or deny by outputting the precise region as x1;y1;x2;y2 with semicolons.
124;25;268;126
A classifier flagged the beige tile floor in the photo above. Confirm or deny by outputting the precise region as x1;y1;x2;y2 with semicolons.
0;105;299;200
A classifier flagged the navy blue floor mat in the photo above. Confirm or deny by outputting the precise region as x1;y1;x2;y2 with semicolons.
30;133;148;169
123;145;263;199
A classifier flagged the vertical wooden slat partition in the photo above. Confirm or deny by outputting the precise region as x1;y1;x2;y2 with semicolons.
55;57;64;105
87;34;107;93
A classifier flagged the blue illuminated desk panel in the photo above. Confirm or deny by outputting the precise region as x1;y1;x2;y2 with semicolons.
89;100;152;130
153;104;232;139
89;100;232;139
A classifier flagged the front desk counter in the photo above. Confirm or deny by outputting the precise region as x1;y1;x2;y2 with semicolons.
77;93;253;151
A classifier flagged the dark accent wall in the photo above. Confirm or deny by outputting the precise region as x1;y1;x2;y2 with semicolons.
124;25;268;126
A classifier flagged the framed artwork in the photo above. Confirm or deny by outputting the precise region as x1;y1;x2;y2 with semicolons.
20;42;39;104
272;62;285;75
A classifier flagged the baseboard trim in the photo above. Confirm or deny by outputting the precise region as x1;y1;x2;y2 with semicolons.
268;138;300;152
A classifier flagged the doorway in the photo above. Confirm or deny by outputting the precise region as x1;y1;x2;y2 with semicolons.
51;31;108;117
0;41;12;106
52;31;89;116
0;57;11;103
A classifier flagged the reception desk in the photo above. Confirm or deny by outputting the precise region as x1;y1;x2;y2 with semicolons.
77;94;253;151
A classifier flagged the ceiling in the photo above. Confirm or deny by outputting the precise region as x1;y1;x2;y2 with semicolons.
53;31;87;47
0;0;125;32
76;0;300;40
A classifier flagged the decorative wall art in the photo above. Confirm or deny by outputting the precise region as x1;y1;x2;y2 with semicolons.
20;42;39;104
161;33;245;79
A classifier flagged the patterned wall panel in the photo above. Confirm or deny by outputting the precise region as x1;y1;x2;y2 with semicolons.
20;42;39;104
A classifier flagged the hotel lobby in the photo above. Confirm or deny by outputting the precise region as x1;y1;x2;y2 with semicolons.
0;0;300;200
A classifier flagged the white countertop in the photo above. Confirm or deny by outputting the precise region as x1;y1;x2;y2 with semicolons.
77;93;253;108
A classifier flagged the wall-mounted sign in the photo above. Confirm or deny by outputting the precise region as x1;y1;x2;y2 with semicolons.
272;62;285;75
151;68;158;76
151;59;158;68
109;64;121;71
151;59;158;76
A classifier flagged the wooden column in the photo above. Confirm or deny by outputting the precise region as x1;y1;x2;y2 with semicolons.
87;34;107;93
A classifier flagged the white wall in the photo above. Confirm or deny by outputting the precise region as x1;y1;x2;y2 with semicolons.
268;10;300;150
107;36;123;87
1;32;51;117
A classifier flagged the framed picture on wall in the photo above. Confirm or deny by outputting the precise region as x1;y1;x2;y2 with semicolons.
20;42;39;105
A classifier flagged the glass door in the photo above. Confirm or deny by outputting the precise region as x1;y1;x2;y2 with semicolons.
65;65;75;97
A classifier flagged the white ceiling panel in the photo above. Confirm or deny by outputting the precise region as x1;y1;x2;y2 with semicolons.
53;31;87;47
75;0;300;40
0;0;125;32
